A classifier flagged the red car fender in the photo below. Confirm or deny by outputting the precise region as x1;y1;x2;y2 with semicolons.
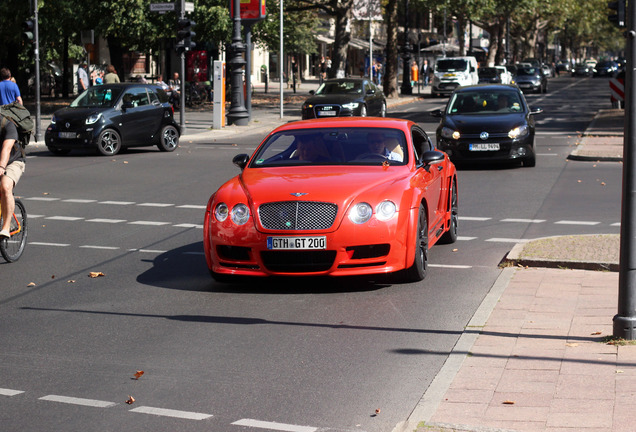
203;193;217;271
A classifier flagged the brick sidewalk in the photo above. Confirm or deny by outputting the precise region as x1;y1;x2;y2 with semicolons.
419;267;636;432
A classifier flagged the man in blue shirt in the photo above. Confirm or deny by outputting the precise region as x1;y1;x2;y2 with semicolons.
0;68;23;105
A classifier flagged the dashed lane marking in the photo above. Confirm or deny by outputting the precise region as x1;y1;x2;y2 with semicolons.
138;203;174;207
457;236;477;241
38;395;117;408
62;199;97;203
430;264;472;269
80;245;120;250
29;242;70;247
129;406;213;420
128;221;172;226
486;238;531;243
0;388;25;396
459;216;491;221
232;418;318;432
176;204;206;209
98;201;135;205
86;218;127;223
555;220;601;225
501;218;546;223
45;216;84;221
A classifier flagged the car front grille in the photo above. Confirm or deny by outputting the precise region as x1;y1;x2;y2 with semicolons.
258;201;338;230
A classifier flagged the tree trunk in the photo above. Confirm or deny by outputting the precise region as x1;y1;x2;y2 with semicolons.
107;36;125;82
383;0;399;98
330;1;353;78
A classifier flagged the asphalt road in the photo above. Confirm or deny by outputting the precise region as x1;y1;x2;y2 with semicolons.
0;76;622;432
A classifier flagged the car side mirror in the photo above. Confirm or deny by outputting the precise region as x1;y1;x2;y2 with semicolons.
420;150;446;166
530;107;543;115
429;109;443;118
366;88;375;95
233;153;250;170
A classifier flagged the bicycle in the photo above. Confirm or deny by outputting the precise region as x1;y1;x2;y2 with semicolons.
0;196;28;262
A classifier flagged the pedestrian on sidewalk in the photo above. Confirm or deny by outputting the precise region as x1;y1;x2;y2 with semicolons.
77;62;89;93
0;68;23;105
103;65;120;84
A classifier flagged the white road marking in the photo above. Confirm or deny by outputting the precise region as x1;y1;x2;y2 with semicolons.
45;216;84;221
128;221;171;226
500;218;546;223
430;264;472;269
29;242;70;247
232;419;317;432
129;249;168;254
177;205;206;209
80;245;120;250
98;201;135;205
138;203;174;207
612;222;621;226
457;236;477;241
28;214;44;218
0;388;25;396
486;238;531;243
39;395;117;408
555;220;601;226
62;199;97;203
25;197;59;201
86;218;127;223
174;223;203;228
129;406;212;420
459;216;491;221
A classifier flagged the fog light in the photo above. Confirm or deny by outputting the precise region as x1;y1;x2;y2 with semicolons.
518;147;527;156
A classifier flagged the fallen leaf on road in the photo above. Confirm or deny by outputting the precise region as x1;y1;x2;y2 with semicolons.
452;248;458;252
502;400;515;405
591;331;602;335
125;395;135;404
375;409;380;414
601;182;606;186
67;280;76;283
27;282;36;287
134;371;144;380
566;342;579;347
88;272;105;278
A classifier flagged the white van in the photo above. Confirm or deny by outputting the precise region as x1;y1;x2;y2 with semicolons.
432;56;479;97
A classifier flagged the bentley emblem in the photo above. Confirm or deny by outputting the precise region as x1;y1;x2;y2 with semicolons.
290;192;308;197
480;132;489;140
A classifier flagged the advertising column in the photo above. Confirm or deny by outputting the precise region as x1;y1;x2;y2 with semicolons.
213;60;226;129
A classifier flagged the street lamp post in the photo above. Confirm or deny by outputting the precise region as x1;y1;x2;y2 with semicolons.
227;0;249;126
400;0;412;95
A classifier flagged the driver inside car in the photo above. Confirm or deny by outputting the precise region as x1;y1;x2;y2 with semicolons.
366;132;403;161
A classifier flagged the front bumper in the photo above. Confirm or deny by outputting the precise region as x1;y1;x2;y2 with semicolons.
437;135;535;164
45;124;103;149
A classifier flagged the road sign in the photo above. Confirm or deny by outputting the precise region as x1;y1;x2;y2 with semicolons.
185;2;194;12
150;2;175;12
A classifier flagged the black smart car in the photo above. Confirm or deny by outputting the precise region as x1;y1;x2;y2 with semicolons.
430;84;543;167
301;78;387;119
45;83;180;156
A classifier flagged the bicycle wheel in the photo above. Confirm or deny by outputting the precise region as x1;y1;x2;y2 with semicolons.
0;199;28;262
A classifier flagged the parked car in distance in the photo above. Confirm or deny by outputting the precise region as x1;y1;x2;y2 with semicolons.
572;63;593;77
594;61;619;78
514;66;548;93
203;117;458;283
494;66;514;84
541;64;554;78
556;60;571;74
431;56;479;97
301;78;386;119
478;66;512;84
430;84;543;168
45;83;180;156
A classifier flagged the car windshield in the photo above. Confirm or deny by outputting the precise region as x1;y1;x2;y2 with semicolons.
436;59;468;72
249;128;408;167
315;81;363;95
448;90;524;115
478;68;498;78
70;87;123;108
516;67;539;76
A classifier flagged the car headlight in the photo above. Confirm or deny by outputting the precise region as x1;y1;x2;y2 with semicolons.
231;203;250;225
303;103;313;109
342;102;359;110
441;126;460;140
375;201;397;221
214;203;229;222
508;125;529;139
86;113;102;125
349;202;373;224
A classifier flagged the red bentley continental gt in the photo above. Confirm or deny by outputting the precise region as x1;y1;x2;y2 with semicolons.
203;118;458;283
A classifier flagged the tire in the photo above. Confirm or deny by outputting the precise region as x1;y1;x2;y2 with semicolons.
379;101;387;117
360;105;367;117
523;153;536;167
157;125;179;152
402;204;428;283
439;179;458;244
47;147;71;155
96;129;121;156
0;198;28;263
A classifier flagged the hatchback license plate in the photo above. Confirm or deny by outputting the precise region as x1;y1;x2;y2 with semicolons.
469;143;500;151
317;111;336;117
58;132;76;139
267;236;326;250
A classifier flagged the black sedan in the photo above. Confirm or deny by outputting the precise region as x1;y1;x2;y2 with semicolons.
594;61;619;77
572;63;593;77
45;83;180;156
301;78;386;119
430;84;543;167
514;66;548;93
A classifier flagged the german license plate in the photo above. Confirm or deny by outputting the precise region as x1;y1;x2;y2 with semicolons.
469;143;500;151
267;236;326;250
58;132;76;139
317;111;336;117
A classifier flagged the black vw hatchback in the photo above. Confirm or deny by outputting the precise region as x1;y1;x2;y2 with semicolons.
430;84;543;167
45;83;180;156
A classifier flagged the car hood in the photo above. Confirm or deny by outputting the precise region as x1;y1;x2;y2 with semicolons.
303;94;363;105
444;113;527;133
53;106;113;120
234;167;410;218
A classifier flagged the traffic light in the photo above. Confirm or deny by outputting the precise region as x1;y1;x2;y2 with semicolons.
608;0;626;28
22;18;35;42
176;18;196;53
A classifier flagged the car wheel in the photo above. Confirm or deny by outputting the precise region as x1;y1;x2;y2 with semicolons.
96;129;121;156
402;204;428;283
157;125;179;152
523;153;536;167
47;147;71;155
379;101;387;117
439;179;458;244
360;105;367;117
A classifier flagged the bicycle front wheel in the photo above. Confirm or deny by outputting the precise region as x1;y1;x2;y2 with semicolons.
1;199;28;262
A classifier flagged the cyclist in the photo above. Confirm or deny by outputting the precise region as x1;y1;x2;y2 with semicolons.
0;115;24;239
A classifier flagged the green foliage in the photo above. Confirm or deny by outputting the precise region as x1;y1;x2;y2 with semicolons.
252;0;319;55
